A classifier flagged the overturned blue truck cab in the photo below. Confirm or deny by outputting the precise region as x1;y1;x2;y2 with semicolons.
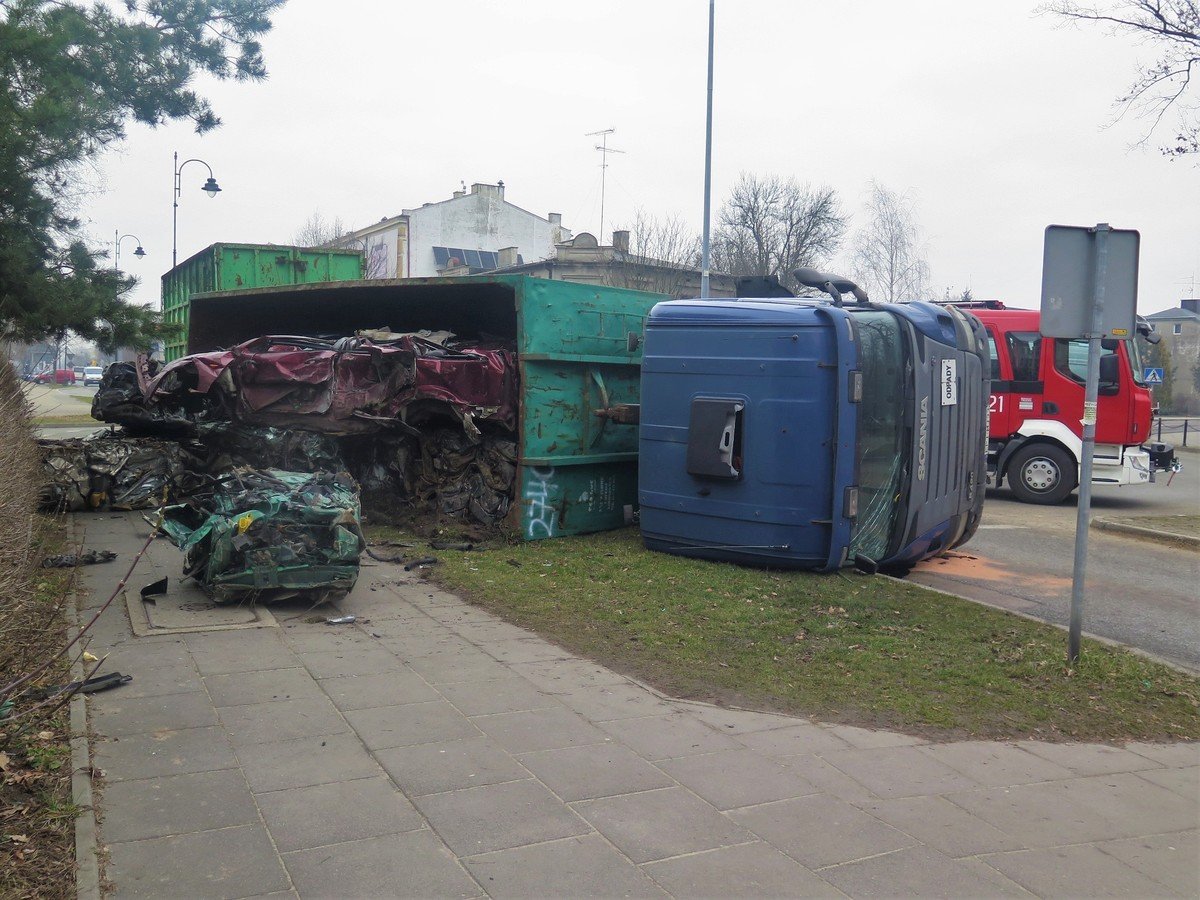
638;271;989;572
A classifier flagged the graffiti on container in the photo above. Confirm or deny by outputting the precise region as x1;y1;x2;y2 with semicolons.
525;467;557;538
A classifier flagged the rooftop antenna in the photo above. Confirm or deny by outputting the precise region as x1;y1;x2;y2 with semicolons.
1177;273;1196;299
586;127;624;243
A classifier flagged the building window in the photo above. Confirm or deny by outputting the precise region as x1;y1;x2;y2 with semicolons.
1174;323;1183;335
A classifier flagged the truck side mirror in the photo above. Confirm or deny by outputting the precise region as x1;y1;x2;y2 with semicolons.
1099;353;1120;393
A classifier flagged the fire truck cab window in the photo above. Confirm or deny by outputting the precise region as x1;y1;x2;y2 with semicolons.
1005;332;1041;382
1054;338;1117;384
986;333;1000;380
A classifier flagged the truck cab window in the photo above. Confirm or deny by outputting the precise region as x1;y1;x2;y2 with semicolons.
986;333;1000;381
848;310;909;562
1005;332;1041;383
1054;338;1118;384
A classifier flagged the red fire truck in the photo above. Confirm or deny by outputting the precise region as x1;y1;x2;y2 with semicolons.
958;301;1175;504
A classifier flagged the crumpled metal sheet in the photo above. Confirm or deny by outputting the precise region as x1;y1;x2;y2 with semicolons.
39;434;203;512
112;333;518;436
194;422;345;472
158;468;363;603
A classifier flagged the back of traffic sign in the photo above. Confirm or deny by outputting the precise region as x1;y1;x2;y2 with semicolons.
1040;224;1139;339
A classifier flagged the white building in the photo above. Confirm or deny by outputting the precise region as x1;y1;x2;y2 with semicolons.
338;182;570;279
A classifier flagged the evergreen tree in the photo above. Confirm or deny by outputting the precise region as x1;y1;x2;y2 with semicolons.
0;0;284;351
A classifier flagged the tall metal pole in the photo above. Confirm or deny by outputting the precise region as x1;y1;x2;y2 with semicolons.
114;228;119;268
699;0;715;299
599;130;608;244
1067;222;1110;664
172;150;179;271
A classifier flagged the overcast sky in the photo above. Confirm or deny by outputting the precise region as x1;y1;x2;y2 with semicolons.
82;0;1197;315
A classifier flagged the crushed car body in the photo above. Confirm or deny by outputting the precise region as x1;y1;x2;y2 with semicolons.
157;468;362;604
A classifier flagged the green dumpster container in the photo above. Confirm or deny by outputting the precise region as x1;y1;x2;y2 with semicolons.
161;243;365;361
185;275;665;539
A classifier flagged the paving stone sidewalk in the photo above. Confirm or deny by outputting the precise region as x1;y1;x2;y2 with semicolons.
76;514;1199;898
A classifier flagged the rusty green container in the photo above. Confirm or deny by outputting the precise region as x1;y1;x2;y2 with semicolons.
161;244;364;360
185;275;665;539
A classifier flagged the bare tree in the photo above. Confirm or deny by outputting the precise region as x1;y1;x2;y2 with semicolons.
1043;1;1199;158
711;174;847;292
607;210;702;297
849;181;932;303
293;210;349;247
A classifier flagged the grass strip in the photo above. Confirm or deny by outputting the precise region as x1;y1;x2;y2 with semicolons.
370;525;1200;742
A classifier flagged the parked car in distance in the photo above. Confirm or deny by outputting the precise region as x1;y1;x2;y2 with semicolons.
83;366;104;386
73;367;86;382
34;368;77;384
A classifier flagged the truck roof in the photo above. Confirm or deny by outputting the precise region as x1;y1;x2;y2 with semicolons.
966;307;1040;330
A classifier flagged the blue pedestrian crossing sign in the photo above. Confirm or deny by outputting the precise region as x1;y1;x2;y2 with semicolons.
1143;367;1165;384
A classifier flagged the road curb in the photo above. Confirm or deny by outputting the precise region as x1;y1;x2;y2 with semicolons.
882;573;1200;677
1091;518;1200;551
66;601;101;900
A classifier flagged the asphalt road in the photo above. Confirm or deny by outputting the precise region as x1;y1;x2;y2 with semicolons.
907;454;1200;672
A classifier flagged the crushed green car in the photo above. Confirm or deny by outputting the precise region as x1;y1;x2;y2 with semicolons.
158;468;363;603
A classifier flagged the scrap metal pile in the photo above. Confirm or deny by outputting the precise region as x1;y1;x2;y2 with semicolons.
39;329;521;601
157;469;362;604
38;433;203;512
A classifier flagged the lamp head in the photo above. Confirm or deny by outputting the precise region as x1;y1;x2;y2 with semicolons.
134;245;146;258
202;176;222;198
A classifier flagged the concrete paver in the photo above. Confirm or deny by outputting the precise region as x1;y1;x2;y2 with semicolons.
599;712;743;760
217;696;348;747
101;770;259;843
1093;829;1200;894
851;795;1027;858
317;669;442;711
343;700;480;750
572;786;754;864
515;743;674;802
235;732;384;794
106;824;290;899
821;845;1029;898
980;844;1180;897
918;740;1075;787
729;794;916;870
462;834;665;899
437;675;557;717
820;745;980;799
255;776;425;852
93;725;238;783
656;748;818;810
474;705;609;755
78;512;1200;898
374;736;530;797
282;831;481;899
641;841;840;898
413;778;590;856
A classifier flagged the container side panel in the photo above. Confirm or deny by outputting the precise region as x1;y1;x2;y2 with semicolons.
520;360;641;462
514;278;664;539
517;462;636;540
517;278;663;360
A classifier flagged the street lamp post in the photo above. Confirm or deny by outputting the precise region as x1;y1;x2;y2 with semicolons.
700;0;715;300
113;230;146;269
172;150;222;269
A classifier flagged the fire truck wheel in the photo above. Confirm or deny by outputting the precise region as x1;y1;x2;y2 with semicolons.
1007;443;1076;504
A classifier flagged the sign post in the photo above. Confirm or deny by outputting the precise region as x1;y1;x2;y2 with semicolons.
1040;223;1140;664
